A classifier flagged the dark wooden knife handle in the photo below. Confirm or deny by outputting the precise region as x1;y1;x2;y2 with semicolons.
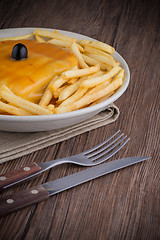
0;185;49;217
0;163;42;190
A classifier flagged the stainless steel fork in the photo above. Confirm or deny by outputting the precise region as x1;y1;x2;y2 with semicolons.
0;130;130;190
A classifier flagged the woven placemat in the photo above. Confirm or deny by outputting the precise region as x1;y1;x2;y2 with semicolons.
0;104;119;164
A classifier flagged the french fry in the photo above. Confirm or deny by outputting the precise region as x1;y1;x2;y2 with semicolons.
53;85;68;98
63;68;77;84
34;29;78;43
53;30;83;51
49;76;68;92
0;33;34;41
35;34;46;43
80;66;121;88
81;54;110;71
71;42;88;68
47;104;55;112
0;85;51;115
84;53;119;67
68;78;78;84
62;64;100;79
58;83;80;102
84;45;114;60
59;88;88;106
89;92;114;106
79;39;114;54
47;39;84;52
113;69;124;79
48;39;71;48
39;88;52;107
76;43;84;52
52;30;79;43
53;78;122;113
0;101;33;116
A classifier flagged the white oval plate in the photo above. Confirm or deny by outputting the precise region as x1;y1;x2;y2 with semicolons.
0;27;130;132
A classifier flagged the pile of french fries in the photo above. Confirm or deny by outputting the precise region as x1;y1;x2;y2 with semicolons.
0;29;124;116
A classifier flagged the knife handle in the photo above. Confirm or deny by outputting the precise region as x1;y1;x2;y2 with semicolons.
0;163;42;190
0;185;49;217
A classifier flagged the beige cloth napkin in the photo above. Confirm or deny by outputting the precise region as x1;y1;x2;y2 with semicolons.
0;104;119;164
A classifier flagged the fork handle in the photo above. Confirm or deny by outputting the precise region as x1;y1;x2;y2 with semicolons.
0;163;42;191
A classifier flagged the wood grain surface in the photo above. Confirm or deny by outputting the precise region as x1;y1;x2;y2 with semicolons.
0;0;159;239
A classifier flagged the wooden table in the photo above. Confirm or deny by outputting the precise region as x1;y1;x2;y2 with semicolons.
0;0;159;239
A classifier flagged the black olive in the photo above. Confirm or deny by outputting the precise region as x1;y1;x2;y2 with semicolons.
11;43;28;60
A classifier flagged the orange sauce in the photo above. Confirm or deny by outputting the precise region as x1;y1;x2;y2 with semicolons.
0;40;77;102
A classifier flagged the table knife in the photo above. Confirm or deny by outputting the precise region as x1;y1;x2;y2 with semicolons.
0;156;149;217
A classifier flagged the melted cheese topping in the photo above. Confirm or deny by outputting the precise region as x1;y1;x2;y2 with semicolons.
0;40;78;102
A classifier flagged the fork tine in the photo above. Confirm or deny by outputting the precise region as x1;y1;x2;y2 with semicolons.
91;137;130;164
83;130;121;155
86;133;125;158
91;136;129;161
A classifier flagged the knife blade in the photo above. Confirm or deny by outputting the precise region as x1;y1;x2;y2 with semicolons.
0;156;149;217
